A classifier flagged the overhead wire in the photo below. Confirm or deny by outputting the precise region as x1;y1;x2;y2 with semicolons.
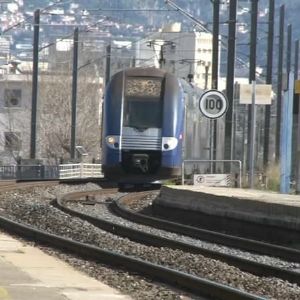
1;1;211;72
1;0;70;35
164;0;263;75
38;16;112;52
111;31;211;66
4;0;265;81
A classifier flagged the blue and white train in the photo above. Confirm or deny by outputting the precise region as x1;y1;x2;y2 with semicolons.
102;67;211;180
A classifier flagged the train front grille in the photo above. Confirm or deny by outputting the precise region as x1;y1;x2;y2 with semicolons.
121;136;161;150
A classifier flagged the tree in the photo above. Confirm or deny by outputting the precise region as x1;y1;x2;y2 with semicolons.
38;67;102;164
0;74;32;164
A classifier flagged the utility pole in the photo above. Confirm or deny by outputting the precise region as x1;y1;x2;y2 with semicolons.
263;0;274;167
249;80;257;188
105;44;111;86
70;27;79;160
148;40;170;69
159;44;166;69
295;40;300;194
295;40;299;81
212;0;219;90
286;24;292;88
187;61;193;83
280;71;294;193
212;0;220;172
131;56;136;68
224;0;237;165
275;5;285;161
30;9;40;159
247;0;259;172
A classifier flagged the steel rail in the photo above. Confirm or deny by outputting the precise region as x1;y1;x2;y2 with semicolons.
55;192;300;285
0;214;265;300
112;193;300;263
0;181;59;191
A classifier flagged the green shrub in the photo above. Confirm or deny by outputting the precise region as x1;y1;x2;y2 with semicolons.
265;163;280;191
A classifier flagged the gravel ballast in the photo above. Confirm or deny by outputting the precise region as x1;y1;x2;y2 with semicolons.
0;184;300;300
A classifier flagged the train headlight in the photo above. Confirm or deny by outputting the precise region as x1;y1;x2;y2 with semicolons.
107;136;115;144
162;137;178;151
106;135;120;149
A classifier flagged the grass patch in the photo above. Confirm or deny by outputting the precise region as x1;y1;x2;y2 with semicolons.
265;163;280;192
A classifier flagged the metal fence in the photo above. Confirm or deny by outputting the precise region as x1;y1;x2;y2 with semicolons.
59;164;103;179
0;163;103;180
0;165;17;180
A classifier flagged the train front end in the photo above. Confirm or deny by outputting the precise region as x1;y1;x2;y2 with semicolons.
102;68;184;180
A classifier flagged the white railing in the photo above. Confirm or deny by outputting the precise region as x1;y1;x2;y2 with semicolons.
59;163;103;179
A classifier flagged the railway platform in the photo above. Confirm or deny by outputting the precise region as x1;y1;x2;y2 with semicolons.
153;186;300;244
0;232;131;300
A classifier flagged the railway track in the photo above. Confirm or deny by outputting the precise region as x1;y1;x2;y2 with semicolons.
0;213;263;300
113;192;300;263
1;182;300;299
57;190;300;286
0;182;263;300
0;180;59;191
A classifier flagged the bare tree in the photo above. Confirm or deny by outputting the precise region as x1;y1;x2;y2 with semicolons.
0;38;104;165
38;68;102;164
0;74;32;164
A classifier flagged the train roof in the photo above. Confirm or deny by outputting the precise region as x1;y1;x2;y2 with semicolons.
113;67;169;78
110;67;204;97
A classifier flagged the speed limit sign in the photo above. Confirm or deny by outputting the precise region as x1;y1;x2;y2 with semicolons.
199;90;228;119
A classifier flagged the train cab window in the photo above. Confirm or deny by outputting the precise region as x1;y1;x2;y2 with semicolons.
124;77;163;130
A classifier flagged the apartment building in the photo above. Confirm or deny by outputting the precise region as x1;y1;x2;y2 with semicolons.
135;23;215;90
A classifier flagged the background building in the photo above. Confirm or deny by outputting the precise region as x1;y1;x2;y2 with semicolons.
135;23;214;90
0;73;31;164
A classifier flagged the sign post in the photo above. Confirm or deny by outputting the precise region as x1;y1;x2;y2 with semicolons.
199;90;228;173
249;81;256;189
238;83;272;187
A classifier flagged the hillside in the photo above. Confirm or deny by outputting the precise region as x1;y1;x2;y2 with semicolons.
7;0;300;77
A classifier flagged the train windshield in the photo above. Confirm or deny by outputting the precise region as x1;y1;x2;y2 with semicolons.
123;77;163;130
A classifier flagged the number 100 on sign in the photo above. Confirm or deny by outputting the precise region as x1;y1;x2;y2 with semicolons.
199;90;228;119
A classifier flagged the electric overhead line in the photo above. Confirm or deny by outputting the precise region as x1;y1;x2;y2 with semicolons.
37;11;171;54
1;0;69;35
165;0;209;33
38;16;112;52
86;8;176;12
7;15;115;70
27;14;163;70
164;0;263;78
110;32;200;53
